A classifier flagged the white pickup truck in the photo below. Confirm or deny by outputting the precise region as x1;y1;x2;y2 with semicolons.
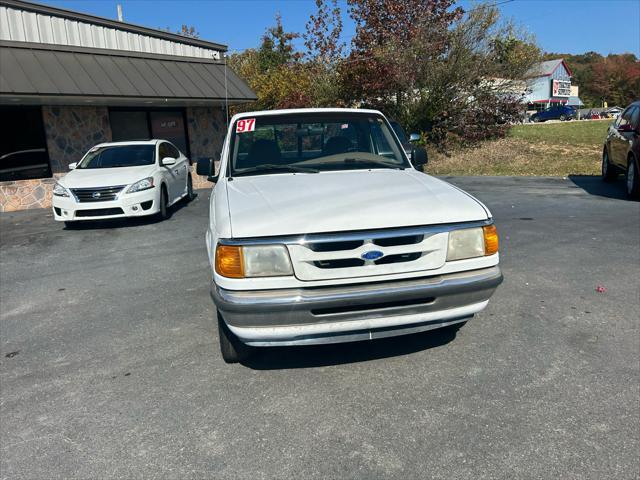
197;108;502;363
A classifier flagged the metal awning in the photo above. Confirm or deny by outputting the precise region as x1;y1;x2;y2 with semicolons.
0;41;256;106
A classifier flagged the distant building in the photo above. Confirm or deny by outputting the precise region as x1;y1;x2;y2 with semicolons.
568;85;584;107
523;59;582;111
0;0;256;211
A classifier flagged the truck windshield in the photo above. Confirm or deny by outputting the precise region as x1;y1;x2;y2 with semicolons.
389;121;409;144
77;145;155;169
229;112;409;176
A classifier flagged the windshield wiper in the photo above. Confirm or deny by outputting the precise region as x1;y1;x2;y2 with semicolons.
343;158;405;170
233;164;320;176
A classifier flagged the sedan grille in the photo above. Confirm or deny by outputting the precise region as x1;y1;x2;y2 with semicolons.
75;208;124;217
71;186;125;203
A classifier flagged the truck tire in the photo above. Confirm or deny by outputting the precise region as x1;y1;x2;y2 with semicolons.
217;310;252;363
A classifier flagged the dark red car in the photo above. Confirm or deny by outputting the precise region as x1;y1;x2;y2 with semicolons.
602;100;640;198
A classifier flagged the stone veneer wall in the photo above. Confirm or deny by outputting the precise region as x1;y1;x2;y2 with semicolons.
1;106;225;212
0;175;62;212
43;106;113;173
0;106;113;212
186;106;226;189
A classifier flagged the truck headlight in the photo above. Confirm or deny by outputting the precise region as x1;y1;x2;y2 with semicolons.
126;177;154;193
215;244;293;278
53;182;70;197
447;225;499;261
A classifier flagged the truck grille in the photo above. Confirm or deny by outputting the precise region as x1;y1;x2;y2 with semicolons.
71;186;125;203
288;228;448;281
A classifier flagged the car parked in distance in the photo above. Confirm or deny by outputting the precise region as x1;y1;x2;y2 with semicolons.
602;100;640;198
530;105;576;122
197;108;503;363
52;140;194;225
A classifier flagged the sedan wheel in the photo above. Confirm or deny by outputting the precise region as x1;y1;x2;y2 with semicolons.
559;114;566;121
158;186;170;220
186;174;196;201
627;157;640;198
602;149;617;182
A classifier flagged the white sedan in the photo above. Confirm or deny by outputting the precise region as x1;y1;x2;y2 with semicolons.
52;140;194;225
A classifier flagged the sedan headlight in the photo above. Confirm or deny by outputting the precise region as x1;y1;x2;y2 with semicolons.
52;182;70;197
447;225;499;261
126;177;154;193
215;244;293;278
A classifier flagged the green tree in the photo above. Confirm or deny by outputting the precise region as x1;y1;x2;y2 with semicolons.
256;13;300;73
228;15;311;111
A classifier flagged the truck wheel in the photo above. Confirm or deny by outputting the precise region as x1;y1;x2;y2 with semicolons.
626;156;640;199
217;310;252;364
602;149;617;182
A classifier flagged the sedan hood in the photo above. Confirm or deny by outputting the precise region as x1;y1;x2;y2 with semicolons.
226;169;489;238
60;165;156;188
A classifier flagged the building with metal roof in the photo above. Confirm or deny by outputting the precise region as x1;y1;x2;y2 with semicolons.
523;58;583;112
0;0;256;211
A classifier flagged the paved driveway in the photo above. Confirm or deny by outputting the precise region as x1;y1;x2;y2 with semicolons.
1;176;638;479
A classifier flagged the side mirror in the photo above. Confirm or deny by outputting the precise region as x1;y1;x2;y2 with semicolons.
411;148;428;171
196;156;219;182
68;162;77;170
161;156;176;166
409;133;421;143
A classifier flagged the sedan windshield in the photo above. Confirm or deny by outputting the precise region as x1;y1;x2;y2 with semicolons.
77;145;155;169
229;112;409;176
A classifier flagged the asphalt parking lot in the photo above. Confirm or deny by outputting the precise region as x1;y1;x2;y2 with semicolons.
1;176;638;479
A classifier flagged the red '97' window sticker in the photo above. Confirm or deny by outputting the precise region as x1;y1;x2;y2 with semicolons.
236;118;256;133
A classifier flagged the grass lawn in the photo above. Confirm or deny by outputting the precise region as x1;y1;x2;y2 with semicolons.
428;119;611;176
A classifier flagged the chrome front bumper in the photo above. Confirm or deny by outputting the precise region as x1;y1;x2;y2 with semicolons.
211;266;503;346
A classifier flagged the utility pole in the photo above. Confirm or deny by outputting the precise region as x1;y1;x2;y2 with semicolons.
116;4;123;22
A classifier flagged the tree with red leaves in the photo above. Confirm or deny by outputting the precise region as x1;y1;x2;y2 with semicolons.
591;54;640;107
341;0;463;116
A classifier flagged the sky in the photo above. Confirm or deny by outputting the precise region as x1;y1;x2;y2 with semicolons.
38;0;640;57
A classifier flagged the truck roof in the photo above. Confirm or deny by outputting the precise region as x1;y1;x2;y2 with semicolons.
232;108;384;120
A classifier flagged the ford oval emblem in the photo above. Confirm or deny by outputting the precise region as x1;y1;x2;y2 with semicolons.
361;250;384;261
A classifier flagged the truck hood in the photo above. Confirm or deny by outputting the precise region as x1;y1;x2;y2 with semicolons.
226;169;489;238
59;165;156;188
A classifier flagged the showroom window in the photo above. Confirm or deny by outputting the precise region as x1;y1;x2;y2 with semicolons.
0;106;51;182
109;109;190;156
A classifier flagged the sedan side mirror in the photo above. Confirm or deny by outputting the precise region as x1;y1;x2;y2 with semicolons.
411;148;428;171
161;156;176;166
409;133;421;143
68;162;77;170
196;156;219;182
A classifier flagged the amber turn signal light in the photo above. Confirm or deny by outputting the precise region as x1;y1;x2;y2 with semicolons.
215;245;245;278
483;225;499;255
